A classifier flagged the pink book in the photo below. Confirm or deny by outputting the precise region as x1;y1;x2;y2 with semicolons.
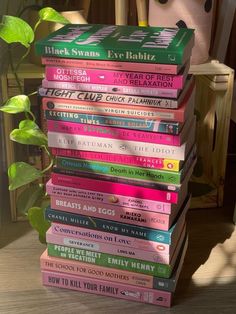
41;270;172;307
38;75;194;109
42;79;182;98
50;157;193;206
51;172;179;203
50;195;181;231
50;222;186;255
40;250;155;289
47;120;195;160
42;56;186;75
43;82;195;123
46;113;192;146
51;148;183;171
45;64;189;89
46;179;185;214
46;225;186;264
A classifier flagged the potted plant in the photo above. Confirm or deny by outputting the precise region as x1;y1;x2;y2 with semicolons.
0;7;70;242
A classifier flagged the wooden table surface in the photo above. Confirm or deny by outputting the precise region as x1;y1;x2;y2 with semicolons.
1;205;236;314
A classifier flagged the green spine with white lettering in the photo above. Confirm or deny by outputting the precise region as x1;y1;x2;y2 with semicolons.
35;24;194;64
47;243;172;278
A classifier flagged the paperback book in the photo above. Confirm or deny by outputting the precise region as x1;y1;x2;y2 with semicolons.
42;79;183;98
42;270;172;307
44;195;189;244
41;56;188;74
43;81;195;122
38;74;193;109
46;179;187;214
46;223;186;263
35;24;194;64
47;117;196;160
49;222;186;255
51;160;194;203
45;63;189;89
40;234;188;291
49;194;184;231
45;110;183;134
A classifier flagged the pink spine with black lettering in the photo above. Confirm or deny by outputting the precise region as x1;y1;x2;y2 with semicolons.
42;79;180;98
45;66;186;89
51;173;179;203
41;270;172;307
50;196;178;231
47;120;182;146
40;250;155;289
46;228;173;264
41;56;182;74
51;148;180;171
50;222;176;254
46;180;177;214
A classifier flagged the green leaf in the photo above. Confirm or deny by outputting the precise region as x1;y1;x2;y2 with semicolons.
19;120;39;130
17;183;45;215
0;15;34;47
0;95;31;114
8;162;42;190
10;128;47;146
39;7;70;24
28;206;51;243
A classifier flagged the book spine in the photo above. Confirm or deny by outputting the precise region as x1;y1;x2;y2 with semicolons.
37;38;184;65
43;99;186;122
56;157;182;185
154;235;188;292
45;205;188;244
46;229;172;263
46;180;175;214
50;172;179;203
47;120;182;146
50;196;174;231
38;87;179;108
48;131;190;160
47;243;172;277
41;270;172;307
53;166;182;191
42;79;180;98
50;223;174;254
40;250;158;289
45;110;182;134
41;57;181;75
45;66;185;89
51;148;182;172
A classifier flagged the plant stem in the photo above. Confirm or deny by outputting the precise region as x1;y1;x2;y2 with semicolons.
15;46;31;72
8;47;23;93
28;110;36;121
34;18;42;34
41;145;54;174
28;91;38;97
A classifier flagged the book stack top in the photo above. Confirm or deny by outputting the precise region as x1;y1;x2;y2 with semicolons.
35;24;194;65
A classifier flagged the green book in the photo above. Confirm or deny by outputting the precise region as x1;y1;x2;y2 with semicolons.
56;156;183;184
35;24;194;64
47;243;172;278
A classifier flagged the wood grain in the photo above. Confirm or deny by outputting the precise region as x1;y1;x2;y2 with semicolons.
0;202;236;313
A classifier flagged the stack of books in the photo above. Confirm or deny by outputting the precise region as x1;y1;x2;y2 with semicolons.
35;24;195;308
